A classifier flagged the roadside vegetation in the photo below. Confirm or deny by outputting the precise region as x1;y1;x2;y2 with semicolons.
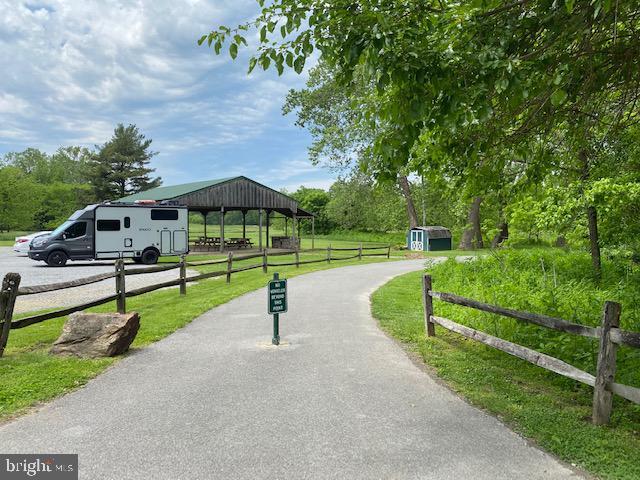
0;251;392;422
371;248;640;480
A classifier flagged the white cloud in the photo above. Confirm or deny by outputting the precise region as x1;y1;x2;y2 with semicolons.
0;0;337;190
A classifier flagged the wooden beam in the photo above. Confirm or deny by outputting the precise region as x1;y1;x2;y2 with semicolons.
18;271;117;295
258;208;263;251
431;315;596;387
266;210;271;249
203;211;207;239
311;216;315;250
430;290;599;338
608;381;640;405
593;301;621;425
220;206;225;253
422;275;435;337
242;210;246;239
11;294;119;329
0;273;21;357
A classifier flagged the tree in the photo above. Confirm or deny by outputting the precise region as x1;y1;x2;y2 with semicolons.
283;62;420;228
0;167;39;231
202;0;640;272
89;124;161;200
290;186;334;233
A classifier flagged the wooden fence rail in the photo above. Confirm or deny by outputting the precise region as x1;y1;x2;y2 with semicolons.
0;245;391;357
422;274;640;425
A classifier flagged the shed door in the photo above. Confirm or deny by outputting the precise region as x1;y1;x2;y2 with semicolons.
160;230;171;254
410;230;424;251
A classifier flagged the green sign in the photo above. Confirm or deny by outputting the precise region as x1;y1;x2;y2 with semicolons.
268;278;287;314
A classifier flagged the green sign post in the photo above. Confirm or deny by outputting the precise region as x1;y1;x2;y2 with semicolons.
268;273;287;345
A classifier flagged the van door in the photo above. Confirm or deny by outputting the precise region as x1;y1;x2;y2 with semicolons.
63;221;93;258
160;230;171;254
173;230;187;253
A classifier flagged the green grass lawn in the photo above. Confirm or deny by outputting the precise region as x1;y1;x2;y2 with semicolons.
0;251;393;422
0;231;29;246
371;258;640;480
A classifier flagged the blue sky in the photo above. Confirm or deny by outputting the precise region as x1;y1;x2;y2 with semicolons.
0;0;334;191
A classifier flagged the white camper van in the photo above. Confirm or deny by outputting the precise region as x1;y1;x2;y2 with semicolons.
28;203;189;266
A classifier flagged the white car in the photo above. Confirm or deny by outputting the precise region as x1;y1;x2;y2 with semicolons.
13;231;52;255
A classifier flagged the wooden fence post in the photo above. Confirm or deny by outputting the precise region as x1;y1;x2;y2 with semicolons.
327;244;331;264
0;273;21;358
387;245;391;258
226;252;234;283
115;259;126;314
422;274;435;337
262;249;268;273
358;243;363;260
592;300;622;425
295;250;299;268
179;255;187;295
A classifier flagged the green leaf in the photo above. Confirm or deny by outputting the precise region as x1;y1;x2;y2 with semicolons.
551;89;568;106
285;52;294;68
197;35;207;46
294;56;305;74
229;43;238;59
260;25;267;43
248;57;257;74
214;41;221;55
565;0;575;13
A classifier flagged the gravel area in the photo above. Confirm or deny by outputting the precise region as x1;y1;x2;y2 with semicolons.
0;248;197;314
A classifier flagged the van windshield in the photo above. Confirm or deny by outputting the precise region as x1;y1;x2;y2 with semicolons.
50;221;87;239
50;221;73;238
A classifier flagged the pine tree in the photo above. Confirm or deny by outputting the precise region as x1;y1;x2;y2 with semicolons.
90;124;161;200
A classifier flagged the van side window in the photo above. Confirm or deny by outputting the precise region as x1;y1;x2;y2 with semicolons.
97;220;121;231
124;217;131;228
64;222;87;239
151;209;178;220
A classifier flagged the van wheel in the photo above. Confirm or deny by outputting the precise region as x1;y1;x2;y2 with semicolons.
141;249;159;265
46;250;68;267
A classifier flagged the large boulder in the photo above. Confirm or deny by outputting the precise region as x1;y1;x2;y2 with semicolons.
50;312;140;358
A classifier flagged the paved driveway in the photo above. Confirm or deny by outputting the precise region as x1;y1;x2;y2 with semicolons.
0;260;580;479
0;247;195;314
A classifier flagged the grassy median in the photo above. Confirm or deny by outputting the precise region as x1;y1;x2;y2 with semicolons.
0;251;392;422
371;250;640;480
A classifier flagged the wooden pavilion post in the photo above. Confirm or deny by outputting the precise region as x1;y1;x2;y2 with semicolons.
219;206;225;253
258;208;263;251
242;210;247;239
202;212;207;240
266;210;271;249
292;215;297;249
285;217;288;236
297;218;301;249
311;216;315;250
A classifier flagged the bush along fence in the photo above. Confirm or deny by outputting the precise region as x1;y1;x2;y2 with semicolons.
421;274;640;425
0;245;390;357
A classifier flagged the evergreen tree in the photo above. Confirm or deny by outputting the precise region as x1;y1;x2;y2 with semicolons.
90;124;161;200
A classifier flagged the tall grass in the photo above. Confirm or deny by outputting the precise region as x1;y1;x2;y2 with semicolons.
427;249;640;387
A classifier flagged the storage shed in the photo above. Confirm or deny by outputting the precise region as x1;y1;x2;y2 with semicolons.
407;226;452;252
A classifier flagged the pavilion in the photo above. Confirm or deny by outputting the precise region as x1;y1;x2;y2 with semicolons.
117;176;315;252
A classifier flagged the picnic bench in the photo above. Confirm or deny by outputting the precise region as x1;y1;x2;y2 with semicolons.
193;236;253;250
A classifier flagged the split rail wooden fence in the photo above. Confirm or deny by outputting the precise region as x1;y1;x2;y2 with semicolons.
0;245;390;357
422;274;640;425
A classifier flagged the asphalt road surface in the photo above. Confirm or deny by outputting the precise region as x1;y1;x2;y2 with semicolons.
0;247;196;314
0;260;581;479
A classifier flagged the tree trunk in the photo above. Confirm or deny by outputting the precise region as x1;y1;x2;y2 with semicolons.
398;175;419;229
491;222;508;248
587;205;602;280
580;149;601;280
459;196;483;250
